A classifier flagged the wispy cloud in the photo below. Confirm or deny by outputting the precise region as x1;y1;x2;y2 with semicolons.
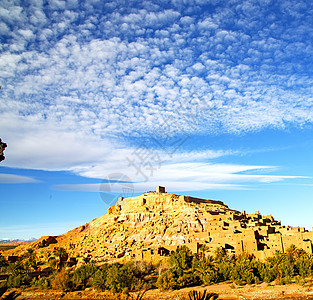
0;174;39;184
54;161;309;193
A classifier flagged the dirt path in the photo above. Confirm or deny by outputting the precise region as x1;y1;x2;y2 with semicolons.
3;283;313;300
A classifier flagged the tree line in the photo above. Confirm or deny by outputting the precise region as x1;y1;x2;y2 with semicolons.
1;244;313;297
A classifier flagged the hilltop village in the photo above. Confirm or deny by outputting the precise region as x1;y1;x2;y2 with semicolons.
4;186;313;265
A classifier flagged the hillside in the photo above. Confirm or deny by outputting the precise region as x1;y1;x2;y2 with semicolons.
4;186;313;266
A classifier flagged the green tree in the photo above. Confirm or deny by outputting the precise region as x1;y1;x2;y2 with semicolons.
197;244;209;260
23;249;37;272
231;253;257;285
192;255;219;285
93;263;141;294
53;247;68;270
213;247;228;261
93;267;107;291
169;246;193;277
50;269;72;291
7;273;31;288
0;254;8;272
286;245;305;263
156;270;177;291
31;276;50;289
262;250;288;282
297;254;313;277
72;262;97;290
7;261;24;277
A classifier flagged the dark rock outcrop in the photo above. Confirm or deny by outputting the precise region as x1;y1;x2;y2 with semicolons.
0;138;7;162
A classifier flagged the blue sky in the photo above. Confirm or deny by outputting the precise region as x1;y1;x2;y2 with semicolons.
1;0;313;239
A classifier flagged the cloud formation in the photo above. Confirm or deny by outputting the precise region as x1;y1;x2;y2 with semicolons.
1;0;312;189
54;161;308;193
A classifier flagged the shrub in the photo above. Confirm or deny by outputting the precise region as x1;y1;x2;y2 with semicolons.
72;262;97;290
177;273;197;288
169;246;193;277
0;255;8;272
217;258;233;281
297;254;313;277
23;249;38;272
188;290;219;300
31;276;50;289
7;274;31;288
156;270;177;291
93;263;141;294
50;269;72;292
7;261;24;277
192;256;219;285
231;254;256;285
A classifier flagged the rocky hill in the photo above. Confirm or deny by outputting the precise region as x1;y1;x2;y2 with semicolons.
4;186;313;266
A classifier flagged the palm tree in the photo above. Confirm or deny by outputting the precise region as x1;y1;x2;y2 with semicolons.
213;247;227;261
198;244;209;260
53;248;68;270
188;290;219;300
193;255;219;285
286;244;304;263
23;249;37;272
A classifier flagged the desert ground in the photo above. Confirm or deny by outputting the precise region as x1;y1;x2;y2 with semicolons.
2;282;313;300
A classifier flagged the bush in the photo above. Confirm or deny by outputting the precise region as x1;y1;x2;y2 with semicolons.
93;268;107;291
0;255;8;272
50;269;72;292
231;254;256;285
7;261;24;277
156;270;177;291
93;263;141;294
177;273;197;288
188;290;219;300
217;258;233;281
31;276;50;289
169;246;193;277
7;274;31;288
192;256;219;285
297;254;313;277
72;262;97;290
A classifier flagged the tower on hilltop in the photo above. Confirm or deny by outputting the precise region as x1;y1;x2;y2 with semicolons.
156;186;166;193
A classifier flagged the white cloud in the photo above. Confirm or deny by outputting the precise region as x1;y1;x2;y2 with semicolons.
0;0;313;188
18;29;35;40
0;174;39;184
53;160;308;193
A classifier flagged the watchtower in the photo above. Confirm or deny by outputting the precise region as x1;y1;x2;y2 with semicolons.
156;186;166;193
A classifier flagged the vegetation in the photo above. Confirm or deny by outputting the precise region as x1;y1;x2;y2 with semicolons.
188;290;219;300
1;244;313;297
